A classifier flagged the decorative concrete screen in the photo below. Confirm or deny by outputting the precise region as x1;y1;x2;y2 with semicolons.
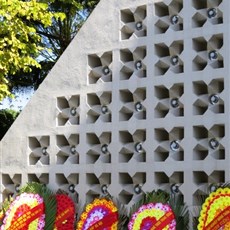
0;0;229;227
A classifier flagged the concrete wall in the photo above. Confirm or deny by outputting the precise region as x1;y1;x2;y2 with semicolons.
1;0;229;226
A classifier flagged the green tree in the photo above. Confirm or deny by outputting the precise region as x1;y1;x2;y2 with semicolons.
8;0;100;90
0;0;65;101
0;109;19;139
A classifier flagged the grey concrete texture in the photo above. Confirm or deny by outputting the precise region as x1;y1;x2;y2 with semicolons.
0;0;229;226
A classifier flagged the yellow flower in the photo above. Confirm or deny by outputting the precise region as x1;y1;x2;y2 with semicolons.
198;188;230;229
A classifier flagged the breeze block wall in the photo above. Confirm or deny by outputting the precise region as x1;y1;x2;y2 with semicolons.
1;0;229;227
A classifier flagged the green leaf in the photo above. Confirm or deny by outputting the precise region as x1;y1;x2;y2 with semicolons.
169;195;189;230
0;0;65;100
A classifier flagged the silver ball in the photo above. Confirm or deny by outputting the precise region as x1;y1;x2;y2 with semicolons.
70;145;76;154
135;142;143;153
68;184;75;193
170;98;179;108
135;60;143;70
102;66;110;75
101;144;108;154
70;107;77;116
209;94;219;105
207;8;217;18
15;184;20;193
208;50;218;61
171;184;179;194
170;140;180;152
42;147;47;155
209;183;218;193
209;138;219;149
101;105;108;114
135;102;143;112
170;15;179;25
171;55;179;65
135;21;143;31
101;184;108;194
134;184;142;194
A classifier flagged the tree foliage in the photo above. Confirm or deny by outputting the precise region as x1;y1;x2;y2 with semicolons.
0;0;65;101
6;0;100;91
0;109;19;139
5;0;100;91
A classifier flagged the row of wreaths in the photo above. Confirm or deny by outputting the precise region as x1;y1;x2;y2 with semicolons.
0;182;229;230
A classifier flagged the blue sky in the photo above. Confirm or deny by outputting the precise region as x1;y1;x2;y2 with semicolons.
0;89;34;111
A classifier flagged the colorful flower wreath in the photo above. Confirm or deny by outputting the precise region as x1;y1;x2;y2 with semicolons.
0;183;77;230
128;190;189;230
0;193;45;230
198;187;230;230
128;202;176;230
0;183;78;230
54;194;75;230
77;198;119;230
18;182;57;230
